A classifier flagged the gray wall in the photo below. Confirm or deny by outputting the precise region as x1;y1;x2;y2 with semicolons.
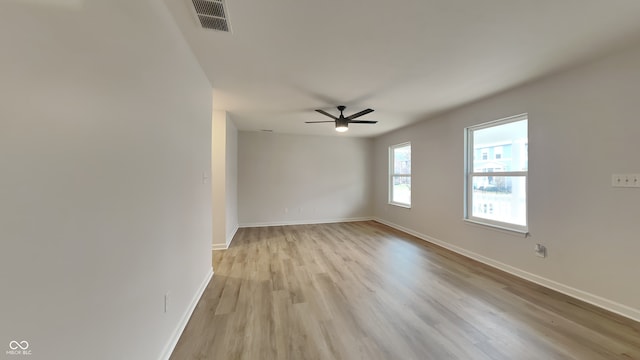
238;132;373;226
0;1;213;359
373;41;640;321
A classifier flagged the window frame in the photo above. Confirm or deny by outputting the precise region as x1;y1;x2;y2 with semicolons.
389;142;411;208
464;114;528;233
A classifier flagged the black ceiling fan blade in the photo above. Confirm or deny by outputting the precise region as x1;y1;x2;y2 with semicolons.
346;108;374;120
305;121;335;123
315;109;338;120
348;120;378;124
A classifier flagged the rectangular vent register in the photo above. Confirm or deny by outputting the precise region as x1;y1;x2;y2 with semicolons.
191;0;231;32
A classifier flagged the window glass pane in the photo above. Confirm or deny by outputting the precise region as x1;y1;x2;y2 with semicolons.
473;120;527;172
393;145;411;174
392;176;411;205
471;176;526;226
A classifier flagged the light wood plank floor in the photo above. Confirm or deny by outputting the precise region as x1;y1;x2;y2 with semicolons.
171;221;640;360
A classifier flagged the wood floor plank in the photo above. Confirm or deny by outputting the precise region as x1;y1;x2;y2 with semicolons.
170;221;640;360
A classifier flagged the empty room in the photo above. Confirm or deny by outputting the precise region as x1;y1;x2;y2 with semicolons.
2;0;640;359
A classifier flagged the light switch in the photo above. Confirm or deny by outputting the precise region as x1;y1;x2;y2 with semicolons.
612;174;640;188
612;174;622;187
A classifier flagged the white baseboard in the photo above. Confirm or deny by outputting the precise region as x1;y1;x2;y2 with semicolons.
211;243;227;250
239;216;373;228
373;217;640;323
160;267;213;360
211;224;239;250
226;224;238;248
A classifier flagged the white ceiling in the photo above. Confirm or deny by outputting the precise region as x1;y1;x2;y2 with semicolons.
165;0;640;137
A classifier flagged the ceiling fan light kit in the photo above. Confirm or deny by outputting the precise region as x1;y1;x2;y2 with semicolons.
336;118;349;132
306;105;377;132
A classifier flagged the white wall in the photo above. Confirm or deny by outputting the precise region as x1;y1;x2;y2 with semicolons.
373;41;640;321
212;110;227;248
0;1;213;359
238;132;373;226
225;114;239;244
211;111;238;249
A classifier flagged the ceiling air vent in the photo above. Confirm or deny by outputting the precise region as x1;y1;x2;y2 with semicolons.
191;0;231;32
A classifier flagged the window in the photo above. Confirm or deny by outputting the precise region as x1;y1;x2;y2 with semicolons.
389;142;411;207
495;146;503;159
465;114;528;232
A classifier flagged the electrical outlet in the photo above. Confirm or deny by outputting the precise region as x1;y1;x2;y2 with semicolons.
534;244;547;258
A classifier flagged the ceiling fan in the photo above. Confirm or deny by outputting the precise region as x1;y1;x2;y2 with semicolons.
306;106;377;132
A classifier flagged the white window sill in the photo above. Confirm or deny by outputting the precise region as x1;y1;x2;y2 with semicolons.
463;218;529;238
388;202;411;209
